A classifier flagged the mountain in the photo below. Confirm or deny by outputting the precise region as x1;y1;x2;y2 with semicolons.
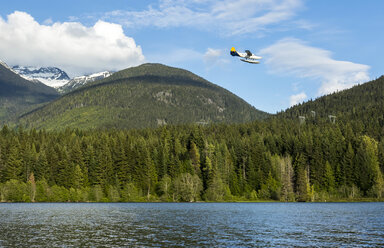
19;63;269;130
12;65;70;88
0;61;59;122
0;60;17;73
279;76;384;137
58;71;113;94
11;65;113;93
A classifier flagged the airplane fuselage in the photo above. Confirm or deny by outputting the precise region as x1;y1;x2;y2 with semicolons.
236;52;262;60
230;47;262;63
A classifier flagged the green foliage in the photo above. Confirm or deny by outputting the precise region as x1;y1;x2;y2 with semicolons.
248;190;258;201
49;185;69;202
1;179;29;202
90;185;104;202
120;183;141;202
324;161;335;192
279;155;295;202
0;119;383;202
205;177;232;201
35;178;50;202
294;153;311;202
173;173;202;202
158;175;172;201
355;135;382;195
107;185;121;202
0;116;384;202
259;172;280;200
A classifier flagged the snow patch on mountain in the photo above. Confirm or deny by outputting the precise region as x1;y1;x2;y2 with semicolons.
3;60;112;92
58;71;113;94
12;66;70;88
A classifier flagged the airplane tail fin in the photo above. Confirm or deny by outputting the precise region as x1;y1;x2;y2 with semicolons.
230;47;239;56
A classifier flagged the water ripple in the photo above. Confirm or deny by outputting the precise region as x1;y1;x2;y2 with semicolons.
0;202;384;247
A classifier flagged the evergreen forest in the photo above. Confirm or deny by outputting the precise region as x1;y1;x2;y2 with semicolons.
1;115;383;202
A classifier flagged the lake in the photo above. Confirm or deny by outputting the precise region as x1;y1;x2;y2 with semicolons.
0;202;383;247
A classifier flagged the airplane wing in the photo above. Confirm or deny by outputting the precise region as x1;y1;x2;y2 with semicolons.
245;50;252;57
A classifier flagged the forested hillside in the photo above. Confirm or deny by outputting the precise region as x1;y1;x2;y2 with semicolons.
19;64;268;130
280;76;384;139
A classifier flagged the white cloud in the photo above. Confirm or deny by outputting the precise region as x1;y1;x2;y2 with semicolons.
204;48;222;60
260;38;370;95
0;11;145;76
43;18;53;25
103;0;304;36
290;92;307;106
203;48;229;68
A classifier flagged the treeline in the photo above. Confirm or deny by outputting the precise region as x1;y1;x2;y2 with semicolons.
0;118;383;202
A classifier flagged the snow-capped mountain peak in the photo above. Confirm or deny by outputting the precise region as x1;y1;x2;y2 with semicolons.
58;71;113;94
12;66;70;88
2;59;112;92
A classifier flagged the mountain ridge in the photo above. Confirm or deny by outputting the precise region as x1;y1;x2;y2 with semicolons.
0;62;59;122
58;71;113;94
12;65;70;88
19;63;269;130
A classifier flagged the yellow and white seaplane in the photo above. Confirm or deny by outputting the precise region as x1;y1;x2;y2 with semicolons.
230;47;262;64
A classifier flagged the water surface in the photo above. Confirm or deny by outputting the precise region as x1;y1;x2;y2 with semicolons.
0;202;383;247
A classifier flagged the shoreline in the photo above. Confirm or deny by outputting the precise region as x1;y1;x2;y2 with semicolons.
1;199;383;203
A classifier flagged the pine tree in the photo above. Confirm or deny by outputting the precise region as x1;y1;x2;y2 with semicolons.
69;140;87;187
189;142;201;176
85;145;98;186
4;143;22;181
114;143;129;185
323;161;335;193
72;164;84;189
343;142;355;186
144;147;157;200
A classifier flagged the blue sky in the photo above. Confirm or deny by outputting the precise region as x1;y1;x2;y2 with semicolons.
0;0;383;113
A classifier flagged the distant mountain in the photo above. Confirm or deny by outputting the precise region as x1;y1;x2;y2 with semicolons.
19;63;269;130
0;61;59;122
12;65;70;88
58;71;113;94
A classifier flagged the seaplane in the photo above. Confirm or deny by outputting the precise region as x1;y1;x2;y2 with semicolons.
230;47;262;64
